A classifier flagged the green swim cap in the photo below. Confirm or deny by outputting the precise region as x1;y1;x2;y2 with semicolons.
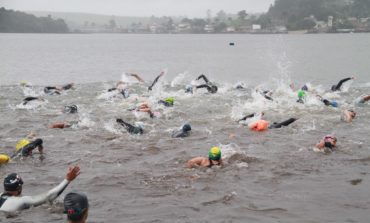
165;97;174;105
209;147;221;161
298;90;306;99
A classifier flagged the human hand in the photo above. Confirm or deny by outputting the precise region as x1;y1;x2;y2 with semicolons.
65;165;81;182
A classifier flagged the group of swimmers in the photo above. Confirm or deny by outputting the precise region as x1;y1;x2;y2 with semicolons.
1;72;369;221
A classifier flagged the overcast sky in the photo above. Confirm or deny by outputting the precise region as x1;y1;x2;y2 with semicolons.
1;0;275;17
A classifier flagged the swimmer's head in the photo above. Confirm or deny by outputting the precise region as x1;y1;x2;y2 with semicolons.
165;97;174;105
301;85;308;91
185;85;193;93
298;90;306;99
135;122;144;130
209;147;221;161
182;124;191;132
4;173;23;193
15;139;30;152
64;192;89;222
20;81;28;87
348;109;356;118
211;85;218;93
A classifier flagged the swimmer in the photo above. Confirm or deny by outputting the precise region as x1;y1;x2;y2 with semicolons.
249;118;297;131
116;119;143;134
133;102;155;118
63;105;78;114
185;85;193;94
354;95;370;105
269;118;298;129
11;138;43;158
317;95;338;107
0;165;80;213
44;86;61;95
331;77;354;91
48;121;74;129
297;90;306;104
237;112;264;123
256;89;273;101
301;84;309;91
23;97;44;105
316;135;337;152
341;109;356;122
148;71;165;91
64;192;89;223
158;97;174;107
44;83;74;94
195;74;218;94
128;73;145;83
172;124;191;138
186;147;222;168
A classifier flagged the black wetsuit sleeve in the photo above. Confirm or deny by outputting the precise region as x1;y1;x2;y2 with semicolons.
44;87;57;90
23;97;38;105
269;118;297;129
107;87;117;92
334;77;351;91
196;74;209;83
116;119;135;133
238;113;255;122
196;84;212;92
148;74;163;91
62;84;73;90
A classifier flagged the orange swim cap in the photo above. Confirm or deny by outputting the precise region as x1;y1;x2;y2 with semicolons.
249;120;269;131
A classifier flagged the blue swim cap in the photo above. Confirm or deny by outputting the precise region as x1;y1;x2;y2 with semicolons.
331;101;338;107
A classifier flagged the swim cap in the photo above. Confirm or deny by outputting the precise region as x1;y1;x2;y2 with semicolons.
64;192;89;221
4;173;23;191
301;85;308;91
209;147;221;161
16;139;30;152
20;81;28;86
330;101;338;107
165;97;174;105
185;85;193;93
182;124;191;132
0;154;10;164
298;90;306;99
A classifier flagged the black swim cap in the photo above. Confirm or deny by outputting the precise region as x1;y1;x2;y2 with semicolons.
182;124;191;132
4;173;23;191
64;192;89;221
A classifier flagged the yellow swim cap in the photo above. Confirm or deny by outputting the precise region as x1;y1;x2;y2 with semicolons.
20;81;28;86
209;147;221;161
16;139;30;152
0;154;10;164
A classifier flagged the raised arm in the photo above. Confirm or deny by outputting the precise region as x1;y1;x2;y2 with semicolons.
129;73;145;83
22;166;80;207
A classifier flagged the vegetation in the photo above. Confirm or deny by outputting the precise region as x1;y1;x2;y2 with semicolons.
0;8;69;33
265;0;370;30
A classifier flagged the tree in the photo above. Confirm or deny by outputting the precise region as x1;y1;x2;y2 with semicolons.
238;10;248;20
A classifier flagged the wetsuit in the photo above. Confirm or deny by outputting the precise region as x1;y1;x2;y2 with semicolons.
64;105;78;114
44;86;61;95
158;100;173;107
62;84;73;90
262;90;273;101
0;179;69;212
331;77;352;91
116;119;143;134
171;124;191;138
23;97;40;105
238;113;257;122
195;75;218;94
108;88;129;98
11;138;43;158
148;74;163;91
269;118;297;129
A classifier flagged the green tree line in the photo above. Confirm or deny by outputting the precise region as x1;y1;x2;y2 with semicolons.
265;0;370;30
0;8;69;33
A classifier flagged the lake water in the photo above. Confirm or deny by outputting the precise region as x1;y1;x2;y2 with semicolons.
0;33;370;223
